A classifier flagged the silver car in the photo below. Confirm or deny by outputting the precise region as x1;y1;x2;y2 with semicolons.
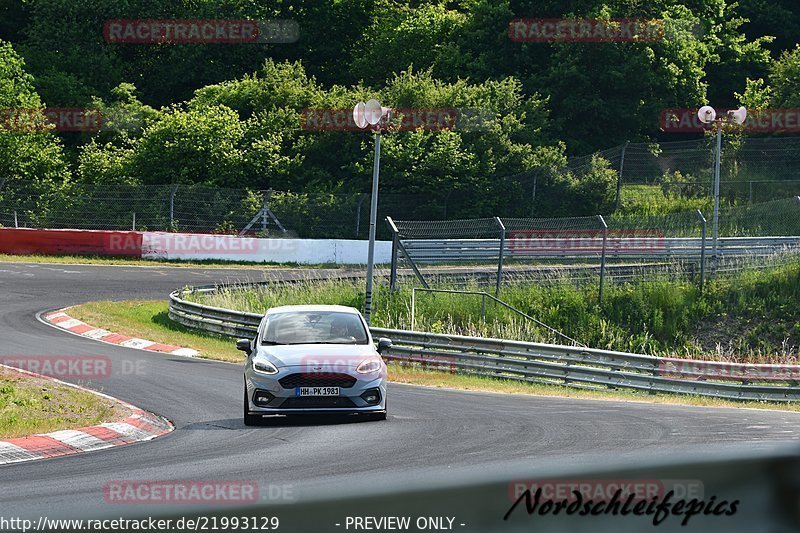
240;304;390;424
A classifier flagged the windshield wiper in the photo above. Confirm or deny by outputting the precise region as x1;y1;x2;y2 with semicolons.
261;340;288;345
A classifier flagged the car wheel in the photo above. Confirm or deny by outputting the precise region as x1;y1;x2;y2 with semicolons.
243;386;261;426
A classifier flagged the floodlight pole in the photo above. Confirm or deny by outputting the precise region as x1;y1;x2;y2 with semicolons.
712;123;722;258
364;130;381;325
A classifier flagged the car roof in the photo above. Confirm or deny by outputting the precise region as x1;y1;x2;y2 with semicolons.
265;304;363;316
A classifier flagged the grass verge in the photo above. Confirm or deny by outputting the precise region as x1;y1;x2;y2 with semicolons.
0;368;124;438
68;300;800;413
69;300;241;362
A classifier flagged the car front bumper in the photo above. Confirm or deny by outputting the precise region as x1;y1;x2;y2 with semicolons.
245;367;387;415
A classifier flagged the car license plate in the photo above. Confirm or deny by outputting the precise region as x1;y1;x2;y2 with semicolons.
296;387;340;396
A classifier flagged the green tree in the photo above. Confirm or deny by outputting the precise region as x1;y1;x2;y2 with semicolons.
0;40;68;188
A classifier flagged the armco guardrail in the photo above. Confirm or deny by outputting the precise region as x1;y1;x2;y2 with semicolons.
401;236;800;263
169;285;800;402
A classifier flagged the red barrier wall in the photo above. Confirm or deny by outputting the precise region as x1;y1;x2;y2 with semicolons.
0;228;143;257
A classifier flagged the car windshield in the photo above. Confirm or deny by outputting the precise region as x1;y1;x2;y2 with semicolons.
261;311;369;345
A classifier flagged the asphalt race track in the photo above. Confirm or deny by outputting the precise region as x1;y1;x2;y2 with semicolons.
1;262;800;524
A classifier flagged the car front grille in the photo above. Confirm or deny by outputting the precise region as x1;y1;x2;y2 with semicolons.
278;373;357;389
280;397;357;409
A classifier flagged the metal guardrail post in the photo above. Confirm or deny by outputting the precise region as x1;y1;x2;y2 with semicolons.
386;217;399;291
597;215;608;305
696;209;707;293
261;191;270;233
386;217;429;289
169;184;179;231
410;288;416;330
355;193;367;237
614;140;629;209
494;216;506;297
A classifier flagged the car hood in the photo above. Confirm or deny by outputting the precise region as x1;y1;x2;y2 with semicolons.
255;343;378;369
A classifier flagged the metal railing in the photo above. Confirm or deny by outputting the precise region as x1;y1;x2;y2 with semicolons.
387;198;800;302
169;283;800;403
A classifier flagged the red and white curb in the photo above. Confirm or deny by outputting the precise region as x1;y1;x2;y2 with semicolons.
43;309;199;357
0;365;173;465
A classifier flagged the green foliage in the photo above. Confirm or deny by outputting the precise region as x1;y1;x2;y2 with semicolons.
0;39;69;193
1;0;799;219
530;153;618;216
770;45;800;107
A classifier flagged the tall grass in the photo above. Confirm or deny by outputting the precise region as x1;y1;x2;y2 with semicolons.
186;259;800;362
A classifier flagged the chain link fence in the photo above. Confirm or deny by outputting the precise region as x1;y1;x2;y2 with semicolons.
2;136;800;238
613;136;800;207
387;197;800;298
0;181;488;239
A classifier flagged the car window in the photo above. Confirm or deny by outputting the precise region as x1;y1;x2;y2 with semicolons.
261;311;368;345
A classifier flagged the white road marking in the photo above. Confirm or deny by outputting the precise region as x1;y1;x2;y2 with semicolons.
171;348;199;357
47;430;114;452
0;442;41;464
120;339;155;350
83;328;112;339
55;318;84;329
100;422;151;440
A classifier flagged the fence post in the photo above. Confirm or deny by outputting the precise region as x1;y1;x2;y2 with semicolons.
132;212;136;231
696;209;707;293
495;216;506;297
411;288;416;330
14;211;18;228
355;193;367;238
387;217;400;291
597;215;608;305
262;190;272;233
614;141;630;209
169;184;179;230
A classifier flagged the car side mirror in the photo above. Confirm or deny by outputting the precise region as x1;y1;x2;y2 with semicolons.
236;339;252;355
377;338;392;354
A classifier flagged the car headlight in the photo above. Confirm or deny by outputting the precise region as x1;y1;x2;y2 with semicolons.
356;359;382;374
252;359;279;375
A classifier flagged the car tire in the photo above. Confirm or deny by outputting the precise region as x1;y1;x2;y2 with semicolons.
243;387;261;426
